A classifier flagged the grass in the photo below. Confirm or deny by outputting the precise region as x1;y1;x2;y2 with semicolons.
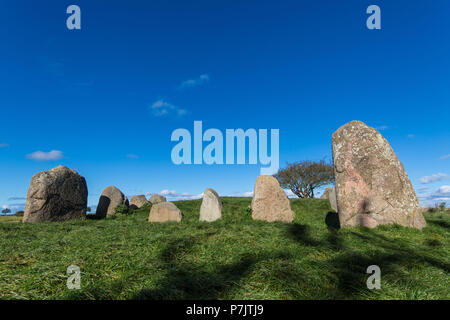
0;198;448;300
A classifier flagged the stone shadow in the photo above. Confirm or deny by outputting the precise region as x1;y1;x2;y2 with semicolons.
133;235;257;299
287;223;323;247
325;211;340;230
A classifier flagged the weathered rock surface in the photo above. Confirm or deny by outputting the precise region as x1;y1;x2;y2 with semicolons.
96;186;129;218
129;195;149;209
23;165;88;223
199;188;222;222
148;202;182;222
251;175;295;222
149;194;166;204
332;120;426;229
321;186;338;212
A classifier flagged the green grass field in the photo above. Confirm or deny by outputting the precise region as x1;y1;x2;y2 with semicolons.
0;198;448;300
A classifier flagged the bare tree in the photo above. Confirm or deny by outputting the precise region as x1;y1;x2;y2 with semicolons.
274;160;334;198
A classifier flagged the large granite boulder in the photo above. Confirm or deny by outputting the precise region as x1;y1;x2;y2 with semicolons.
332;120;426;229
149;194;166;204
23;165;88;223
129;195;149;209
251;175;295;222
321;186;338;212
199;188;222;222
148;202;182;222
96;186;129;218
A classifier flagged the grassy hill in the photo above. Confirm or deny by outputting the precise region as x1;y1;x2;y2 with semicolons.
0;198;448;300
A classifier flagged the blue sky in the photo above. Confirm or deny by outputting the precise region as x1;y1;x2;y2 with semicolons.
1;0;449;212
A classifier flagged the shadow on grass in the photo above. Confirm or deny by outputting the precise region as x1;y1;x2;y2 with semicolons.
285;220;450;298
133;236;257;299
325;211;340;230
72;216;449;300
428;220;450;229
286;224;323;247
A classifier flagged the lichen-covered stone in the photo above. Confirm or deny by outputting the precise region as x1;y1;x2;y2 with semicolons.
129;195;149;209
332;120;426;229
251;175;295;222
96;186;128;218
149;194;166;204
23;166;87;223
148;202;182;222
199;188;222;222
321;186;338;212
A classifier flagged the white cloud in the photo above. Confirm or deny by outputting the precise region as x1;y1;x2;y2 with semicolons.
437;185;450;194
285;189;297;198
26;150;63;161
229;190;296;198
8;197;26;201
179;74;210;89
417;184;450;206
150;99;187;117
439;154;450;160
229;191;254;197
149;190;203;201
419;173;449;184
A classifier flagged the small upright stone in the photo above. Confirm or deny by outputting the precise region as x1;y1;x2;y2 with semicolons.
199;188;222;222
321;186;338;212
148;202;182;222
23;166;88;223
251;175;295;222
96;186;129;218
149;194;166;204
129;195;149;209
332;120;426;229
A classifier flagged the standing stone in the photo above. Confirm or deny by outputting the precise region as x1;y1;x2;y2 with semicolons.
23;165;88;223
96;186;129;218
321;186;338;212
129;195;149;209
148;202;182;222
149;194;166;204
332;120;426;229
199;188;222;222
251;175;295;222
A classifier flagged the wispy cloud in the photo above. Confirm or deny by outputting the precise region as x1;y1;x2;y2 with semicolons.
179;74;210;89
126;154;139;159
229;189;296;198
437;185;450;194
150;99;187;117
229;191;254;197
26;150;64;161
0;143;9;148
376;125;388;131
407;134;415;139
419;173;449;184
149;190;203;201
417;185;450;206
8;197;26;201
417;186;429;193
440;154;450;160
